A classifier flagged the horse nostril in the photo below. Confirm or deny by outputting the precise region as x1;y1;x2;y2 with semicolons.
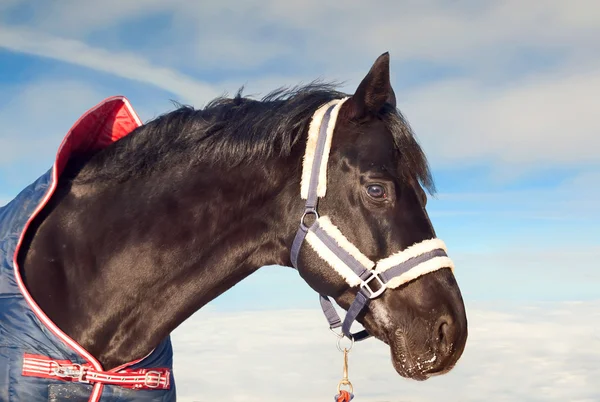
435;315;454;357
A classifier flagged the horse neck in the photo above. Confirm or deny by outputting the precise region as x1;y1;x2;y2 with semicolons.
21;149;302;370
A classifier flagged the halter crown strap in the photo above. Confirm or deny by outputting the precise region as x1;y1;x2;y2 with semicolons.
291;97;455;341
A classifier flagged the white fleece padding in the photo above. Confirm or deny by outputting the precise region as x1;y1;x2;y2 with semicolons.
300;97;349;199
305;224;454;288
305;230;363;287
375;238;450;273
316;216;375;270
383;257;455;290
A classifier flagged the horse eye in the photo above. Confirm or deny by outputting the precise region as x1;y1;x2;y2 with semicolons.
366;184;386;199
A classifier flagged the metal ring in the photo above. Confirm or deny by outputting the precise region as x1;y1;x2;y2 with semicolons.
336;335;354;352
337;379;354;394
300;209;319;231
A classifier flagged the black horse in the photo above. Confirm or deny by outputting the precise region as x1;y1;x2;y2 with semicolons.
11;52;467;399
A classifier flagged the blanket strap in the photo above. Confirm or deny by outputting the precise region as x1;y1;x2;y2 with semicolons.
22;354;170;390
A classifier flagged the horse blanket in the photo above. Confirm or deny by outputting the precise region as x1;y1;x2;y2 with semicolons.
0;97;176;402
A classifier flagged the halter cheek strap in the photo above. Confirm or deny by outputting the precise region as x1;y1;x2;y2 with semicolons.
290;98;455;341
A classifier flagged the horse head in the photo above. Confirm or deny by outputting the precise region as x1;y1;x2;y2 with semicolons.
290;52;467;380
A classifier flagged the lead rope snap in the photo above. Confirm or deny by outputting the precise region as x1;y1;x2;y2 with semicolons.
334;346;354;401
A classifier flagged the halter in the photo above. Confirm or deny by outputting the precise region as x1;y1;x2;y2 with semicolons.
290;97;455;341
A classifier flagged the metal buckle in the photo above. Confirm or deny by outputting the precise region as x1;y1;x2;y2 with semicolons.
144;370;162;388
49;361;67;378
360;271;386;299
50;362;89;383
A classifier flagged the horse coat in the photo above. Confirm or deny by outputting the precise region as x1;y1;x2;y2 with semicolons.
0;97;176;402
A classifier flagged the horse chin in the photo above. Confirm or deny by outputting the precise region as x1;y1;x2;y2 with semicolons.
359;309;449;381
388;329;446;382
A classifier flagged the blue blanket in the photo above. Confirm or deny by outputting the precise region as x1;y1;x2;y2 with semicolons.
0;97;177;402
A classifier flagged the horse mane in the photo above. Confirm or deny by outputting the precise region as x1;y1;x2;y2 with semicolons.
74;82;435;193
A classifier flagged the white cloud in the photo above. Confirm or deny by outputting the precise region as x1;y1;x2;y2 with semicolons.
0;78;180;198
401;66;600;171
0;79;113;198
450;247;600;303
6;0;173;37
0;80;102;167
5;1;600;80
1;1;600;173
11;1;600;71
170;301;600;401
0;25;221;105
428;169;600;223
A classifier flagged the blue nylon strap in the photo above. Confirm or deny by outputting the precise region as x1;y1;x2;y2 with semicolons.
298;218;376;341
290;100;376;341
351;328;372;341
378;249;448;283
306;104;335;209
319;294;342;329
320;294;372;341
341;289;372;340
290;226;308;269
291;105;335;268
311;221;373;281
320;249;448;340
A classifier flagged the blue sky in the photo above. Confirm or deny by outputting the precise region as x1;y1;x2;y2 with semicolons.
2;2;600;400
1;1;599;311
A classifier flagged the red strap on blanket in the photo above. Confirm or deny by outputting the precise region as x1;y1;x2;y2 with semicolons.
22;354;170;390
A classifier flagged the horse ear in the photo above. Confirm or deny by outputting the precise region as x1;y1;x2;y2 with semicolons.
346;52;396;120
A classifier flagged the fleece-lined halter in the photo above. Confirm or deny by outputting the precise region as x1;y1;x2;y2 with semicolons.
290;98;455;341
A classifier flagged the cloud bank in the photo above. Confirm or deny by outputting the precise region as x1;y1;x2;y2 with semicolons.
170;301;600;401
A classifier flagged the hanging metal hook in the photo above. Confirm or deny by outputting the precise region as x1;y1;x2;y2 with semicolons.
337;347;354;394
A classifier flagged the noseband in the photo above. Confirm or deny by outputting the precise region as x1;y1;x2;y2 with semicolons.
290;98;455;341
